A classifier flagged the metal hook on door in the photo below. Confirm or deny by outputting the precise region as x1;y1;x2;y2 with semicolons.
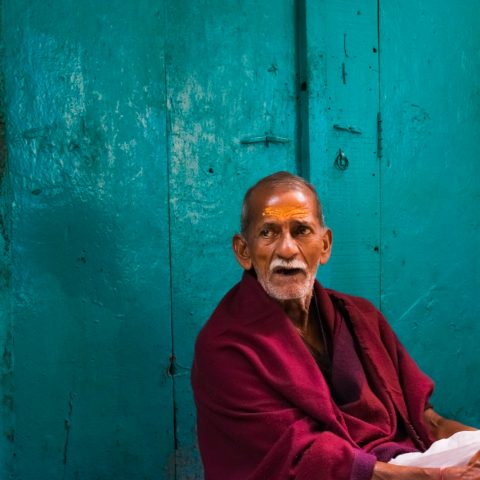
334;148;349;171
333;124;362;135
240;134;290;147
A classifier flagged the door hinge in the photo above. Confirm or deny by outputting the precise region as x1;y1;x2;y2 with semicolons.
377;112;383;160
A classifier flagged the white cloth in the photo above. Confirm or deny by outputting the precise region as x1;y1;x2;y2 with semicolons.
389;431;480;468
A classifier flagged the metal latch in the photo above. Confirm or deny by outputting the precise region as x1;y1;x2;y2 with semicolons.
333;124;362;135
240;134;290;146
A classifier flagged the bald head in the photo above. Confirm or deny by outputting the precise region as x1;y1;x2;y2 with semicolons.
240;171;325;238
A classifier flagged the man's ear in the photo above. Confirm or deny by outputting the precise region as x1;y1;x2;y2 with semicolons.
232;234;253;270
318;228;333;266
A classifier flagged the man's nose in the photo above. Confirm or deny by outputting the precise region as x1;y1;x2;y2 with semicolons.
276;232;298;260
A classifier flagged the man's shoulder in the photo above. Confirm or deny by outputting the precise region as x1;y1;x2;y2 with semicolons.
196;274;263;340
322;285;380;314
320;285;397;345
195;281;242;344
195;272;292;352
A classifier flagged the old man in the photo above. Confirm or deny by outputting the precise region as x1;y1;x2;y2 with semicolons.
192;171;479;480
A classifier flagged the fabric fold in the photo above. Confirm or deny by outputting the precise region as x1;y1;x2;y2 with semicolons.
192;272;434;479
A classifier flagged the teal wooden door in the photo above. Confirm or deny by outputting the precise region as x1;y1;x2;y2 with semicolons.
379;0;480;426
305;0;480;431
165;2;298;477
306;1;381;303
2;1;175;479
1;1;479;479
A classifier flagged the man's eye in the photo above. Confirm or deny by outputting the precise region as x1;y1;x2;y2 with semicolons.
296;226;311;235
260;229;271;237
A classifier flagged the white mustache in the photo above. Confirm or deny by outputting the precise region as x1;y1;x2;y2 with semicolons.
269;258;307;273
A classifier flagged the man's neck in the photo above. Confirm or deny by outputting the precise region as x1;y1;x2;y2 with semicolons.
278;291;328;357
276;291;313;331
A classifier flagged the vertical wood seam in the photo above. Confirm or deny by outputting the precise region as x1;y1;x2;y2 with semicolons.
0;0;15;473
295;0;310;179
163;2;178;477
377;0;383;311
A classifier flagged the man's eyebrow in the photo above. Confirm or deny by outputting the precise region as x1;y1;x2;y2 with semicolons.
291;219;315;226
257;222;279;229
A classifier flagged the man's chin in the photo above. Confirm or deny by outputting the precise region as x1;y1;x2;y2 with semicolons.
254;268;315;301
261;281;313;302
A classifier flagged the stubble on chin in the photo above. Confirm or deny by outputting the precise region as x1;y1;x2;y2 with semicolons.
255;269;315;301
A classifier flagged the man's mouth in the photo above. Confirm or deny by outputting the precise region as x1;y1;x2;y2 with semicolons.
272;267;305;276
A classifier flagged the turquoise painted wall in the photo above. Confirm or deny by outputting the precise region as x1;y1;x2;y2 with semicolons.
1;1;174;478
380;0;480;423
0;1;479;479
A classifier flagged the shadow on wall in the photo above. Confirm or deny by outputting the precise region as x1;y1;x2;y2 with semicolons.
11;185;171;479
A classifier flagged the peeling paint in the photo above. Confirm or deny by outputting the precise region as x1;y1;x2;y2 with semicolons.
3;2;478;480
3;2;175;478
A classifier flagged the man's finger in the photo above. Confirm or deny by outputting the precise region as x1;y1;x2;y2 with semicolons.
467;450;480;466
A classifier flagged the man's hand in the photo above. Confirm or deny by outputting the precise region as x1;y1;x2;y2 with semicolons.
441;450;480;478
372;451;480;479
424;408;477;441
468;451;480;465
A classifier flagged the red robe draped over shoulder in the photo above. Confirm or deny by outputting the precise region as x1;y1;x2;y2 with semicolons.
191;272;434;480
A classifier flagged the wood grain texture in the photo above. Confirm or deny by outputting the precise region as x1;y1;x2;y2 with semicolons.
165;1;298;476
380;0;480;427
2;1;174;478
1;2;479;479
306;0;381;304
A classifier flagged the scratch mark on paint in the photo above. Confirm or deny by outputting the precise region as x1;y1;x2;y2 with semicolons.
397;284;437;322
133;167;144;179
62;392;74;477
342;62;347;84
343;33;349;57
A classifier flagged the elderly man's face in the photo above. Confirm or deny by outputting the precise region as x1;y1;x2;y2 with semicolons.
233;185;332;301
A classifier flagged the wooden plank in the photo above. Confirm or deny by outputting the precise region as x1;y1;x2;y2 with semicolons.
0;2;14;473
306;0;381;304
165;1;297;477
3;1;174;478
380;0;480;426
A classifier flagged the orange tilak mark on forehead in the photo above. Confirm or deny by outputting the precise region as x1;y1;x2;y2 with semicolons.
262;205;309;220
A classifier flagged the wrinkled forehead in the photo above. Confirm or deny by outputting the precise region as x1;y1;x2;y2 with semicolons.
249;184;317;223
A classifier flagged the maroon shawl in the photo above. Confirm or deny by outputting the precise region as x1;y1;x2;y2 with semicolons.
192;272;434;480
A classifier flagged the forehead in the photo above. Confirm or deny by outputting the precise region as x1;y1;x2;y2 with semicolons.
250;185;318;222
